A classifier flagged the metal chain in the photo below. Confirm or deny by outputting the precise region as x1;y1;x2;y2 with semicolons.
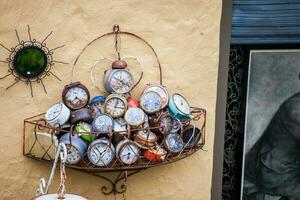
57;155;67;198
113;24;121;60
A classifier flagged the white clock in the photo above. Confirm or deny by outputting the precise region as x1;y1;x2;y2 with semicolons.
45;103;70;127
116;139;139;165
87;138;115;167
124;107;145;127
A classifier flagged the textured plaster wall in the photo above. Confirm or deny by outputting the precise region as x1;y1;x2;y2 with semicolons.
0;0;221;199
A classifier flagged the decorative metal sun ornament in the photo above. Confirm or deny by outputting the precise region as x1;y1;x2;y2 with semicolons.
0;25;67;97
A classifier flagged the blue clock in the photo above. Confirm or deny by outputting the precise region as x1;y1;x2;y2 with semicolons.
168;93;191;122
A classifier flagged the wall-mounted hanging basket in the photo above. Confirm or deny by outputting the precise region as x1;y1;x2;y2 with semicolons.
23;25;207;197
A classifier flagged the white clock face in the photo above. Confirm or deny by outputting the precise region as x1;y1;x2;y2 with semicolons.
145;85;168;107
113;118;127;132
173;94;191;115
110;70;134;94
65;87;89;108
119;143;139;164
124;107;145;127
105;96;127;118
92;114;114;133
65;144;81;165
88;141;115;166
45;103;63;121
140;91;162;113
166;134;183;153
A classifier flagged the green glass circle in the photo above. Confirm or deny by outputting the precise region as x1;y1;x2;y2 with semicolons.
13;46;47;78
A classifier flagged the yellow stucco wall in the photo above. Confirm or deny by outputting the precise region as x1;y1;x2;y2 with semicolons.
0;0;221;199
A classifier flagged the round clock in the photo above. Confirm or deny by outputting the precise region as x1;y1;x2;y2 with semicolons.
70;108;93;125
62;81;90;110
124;107;145;127
87;138;115;167
143;84;169;108
113;118;127;133
140;91;162;114
168;93;191;122
182;125;201;148
134;130;157;149
127;96;139;107
104;60;134;94
104;94;127;118
45;102;70;127
143;145;167;161
116;139;140;165
59;133;88;165
75;122;96;142
164;133;184;153
169;118;181;134
92;114;114;133
150;111;174;134
89;96;106;117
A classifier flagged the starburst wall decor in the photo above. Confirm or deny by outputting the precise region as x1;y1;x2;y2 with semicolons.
0;25;67;97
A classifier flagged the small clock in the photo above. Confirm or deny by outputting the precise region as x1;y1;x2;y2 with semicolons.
182;125;201;148
164;133;184;153
140;91;162;114
168;93;191;122
104;94;127;118
104;60;134;94
92;114;114;133
116;139;140;165
45;102;70;127
70;108;92;125
113;118;127;133
87;138;115;167
89;96;106;117
169;118;181;134
134;130;157;149
59;133;88;165
124;107;145;127
75;122;96;142
150;111;174;134
143;84;169;108
143;145;167;161
62;81;90;110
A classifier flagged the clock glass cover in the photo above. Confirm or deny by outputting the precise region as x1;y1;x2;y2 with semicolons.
140;91;162;114
92;114;114;133
113;118;127;132
45;103;62;121
104;95;127;118
88;138;115;166
144;84;169;108
118;142;139;165
110;70;134;94
173;94;191;115
124;107;145;127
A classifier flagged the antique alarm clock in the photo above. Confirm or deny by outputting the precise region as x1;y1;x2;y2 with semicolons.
150;111;174;134
104;94;128;118
104;60;134;94
143;83;169;108
92;113;114;133
164;133;184;153
45;102;71;127
62;81;90;110
59;133;88;165
134;130;157;149
182;125;201;148
127;96;139;107
89;95;106;117
169;118;181;134
87;137;115;166
75;122;96;142
116;139;140;165
113;118;127;133
140;91;162;114
168;93;191;122
144;145;167;161
70;108;93;125
124;107;145;127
